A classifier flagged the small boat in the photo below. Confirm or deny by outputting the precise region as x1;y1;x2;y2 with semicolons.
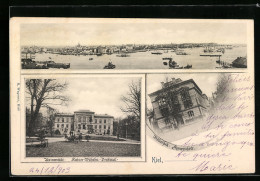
116;54;130;57
168;59;180;68
184;64;192;69
163;62;168;65
89;58;93;61
175;52;188;55
162;57;173;61
151;51;162;55
96;53;103;56
104;62;116;69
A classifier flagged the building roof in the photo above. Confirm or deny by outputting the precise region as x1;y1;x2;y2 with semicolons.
94;114;114;118
232;57;247;67
56;113;74;117
148;79;203;97
74;110;95;113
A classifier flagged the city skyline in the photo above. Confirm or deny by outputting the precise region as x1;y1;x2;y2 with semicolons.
21;22;247;46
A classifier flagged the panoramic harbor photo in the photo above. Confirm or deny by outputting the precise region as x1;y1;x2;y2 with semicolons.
20;20;248;70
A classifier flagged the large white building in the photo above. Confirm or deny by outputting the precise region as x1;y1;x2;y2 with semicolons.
54;110;114;135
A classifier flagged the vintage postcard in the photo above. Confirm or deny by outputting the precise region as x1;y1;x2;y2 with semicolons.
10;17;255;175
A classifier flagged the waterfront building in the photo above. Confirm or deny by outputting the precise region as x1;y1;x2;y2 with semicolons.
148;78;210;132
232;56;247;68
54;110;114;135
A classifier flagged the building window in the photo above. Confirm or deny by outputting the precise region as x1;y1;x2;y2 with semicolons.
83;124;86;130
83;116;86;122
61;124;64;128
188;111;194;118
104;125;106;129
62;118;64;122
99;119;102;123
108;126;110;130
57;124;59;128
158;97;167;106
99;125;101;129
104;119;106;123
78;116;81;122
66;124;68;128
95;119;97;123
95;125;97;129
78;124;81;129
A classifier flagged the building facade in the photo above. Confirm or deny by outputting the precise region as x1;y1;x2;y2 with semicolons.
54;110;114;135
148;78;210;132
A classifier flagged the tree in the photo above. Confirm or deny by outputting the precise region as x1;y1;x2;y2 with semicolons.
113;121;119;136
120;80;141;120
214;74;232;104
154;76;191;129
26;79;69;136
117;115;140;140
47;106;57;136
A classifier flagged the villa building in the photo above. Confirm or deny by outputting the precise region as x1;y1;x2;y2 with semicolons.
148;78;210;132
54;110;114;135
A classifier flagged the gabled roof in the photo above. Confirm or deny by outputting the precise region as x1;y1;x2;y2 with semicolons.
148;79;203;97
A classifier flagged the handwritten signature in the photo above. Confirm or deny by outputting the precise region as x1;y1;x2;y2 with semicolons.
191;161;234;172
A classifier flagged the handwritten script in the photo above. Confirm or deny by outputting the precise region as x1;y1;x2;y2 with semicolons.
152;74;254;173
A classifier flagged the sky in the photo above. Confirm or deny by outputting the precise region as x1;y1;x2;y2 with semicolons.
146;73;219;109
26;77;141;118
20;22;247;46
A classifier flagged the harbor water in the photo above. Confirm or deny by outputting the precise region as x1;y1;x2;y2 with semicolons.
32;47;247;69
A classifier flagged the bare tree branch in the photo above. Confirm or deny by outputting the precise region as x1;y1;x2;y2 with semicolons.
120;80;141;120
26;79;70;136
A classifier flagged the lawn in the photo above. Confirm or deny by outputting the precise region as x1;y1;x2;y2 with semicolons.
26;141;141;157
83;135;125;141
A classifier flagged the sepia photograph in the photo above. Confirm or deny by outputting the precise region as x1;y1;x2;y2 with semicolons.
20;19;248;70
146;73;252;143
10;17;254;175
24;76;143;159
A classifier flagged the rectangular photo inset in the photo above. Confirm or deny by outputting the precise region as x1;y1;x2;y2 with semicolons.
12;18;253;71
147;73;254;141
20;74;145;162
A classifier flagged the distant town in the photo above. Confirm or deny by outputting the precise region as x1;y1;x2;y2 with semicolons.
21;43;245;55
21;43;247;69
